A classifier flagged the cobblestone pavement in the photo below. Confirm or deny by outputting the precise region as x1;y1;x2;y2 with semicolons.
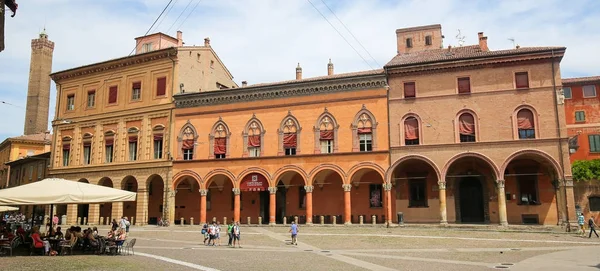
6;226;600;270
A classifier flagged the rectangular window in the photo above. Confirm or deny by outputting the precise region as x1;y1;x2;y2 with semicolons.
215;154;226;159
156;77;167;96
575;111;586;122
108;86;118;104
299;186;306;209
28;165;33;181
405;139;419;145
589;135;600;153
425;35;432;45
460;134;476;142
183;149;193;160
518;129;536;139
154;138;163;159
369;184;383;208
129;139;138;161
37;163;43;180
142;43;153;53
320;140;332;154
87;91;95;108
131;82;141;101
458;77;471;94
105;145;113;163
62;149;70;166
248;147;260;157
285;148;296;156
515;72;529;89
406;38;413;48
589;197;600;212
404;82;416;98
583;85;597;98
66;95;75;111
518;175;538;205
409;179;427;207
563;87;572;99
359;133;372;152
83;144;91;165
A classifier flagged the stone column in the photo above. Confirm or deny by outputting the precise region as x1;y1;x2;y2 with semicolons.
562;178;578;230
383;182;393;224
66;204;78;225
167;190;176;225
342;184;352;225
112;202;123;223
268;187;277;225
199;189;208;224
88;204;100;225
305;185;314;224
233;188;241;223
438;182;448;225
497;180;508;226
136;188;148;226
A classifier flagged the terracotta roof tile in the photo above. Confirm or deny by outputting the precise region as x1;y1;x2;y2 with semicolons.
385;45;565;67
248;69;385;88
562;76;600;85
10;133;52;143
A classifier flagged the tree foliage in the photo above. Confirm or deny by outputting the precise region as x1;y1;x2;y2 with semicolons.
572;159;600;182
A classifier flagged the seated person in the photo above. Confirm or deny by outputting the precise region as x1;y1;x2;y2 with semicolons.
16;225;25;236
92;227;99;237
54;226;64;238
31;226;50;255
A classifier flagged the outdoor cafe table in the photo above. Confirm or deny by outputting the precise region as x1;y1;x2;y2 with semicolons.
46;237;63;250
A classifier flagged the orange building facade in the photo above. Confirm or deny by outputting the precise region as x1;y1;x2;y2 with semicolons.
385;24;576;227
171;67;392;225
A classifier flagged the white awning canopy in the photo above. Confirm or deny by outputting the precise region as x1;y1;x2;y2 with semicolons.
0;206;19;212
0;178;136;205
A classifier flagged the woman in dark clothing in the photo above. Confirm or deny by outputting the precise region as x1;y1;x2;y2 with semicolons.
111;219;118;232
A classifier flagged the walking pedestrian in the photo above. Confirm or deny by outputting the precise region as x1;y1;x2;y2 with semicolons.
589;216;599;238
201;223;209;245
578;212;586;237
216;221;221;246
289;221;299;245
227;221;234;246
232;221;241;248
208;222;216;246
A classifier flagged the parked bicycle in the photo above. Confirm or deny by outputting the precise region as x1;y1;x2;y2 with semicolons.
157;217;170;227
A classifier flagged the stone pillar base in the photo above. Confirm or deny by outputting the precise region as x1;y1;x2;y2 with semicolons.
268;222;276;226
344;222;352;226
499;222;508;227
306;222;312;226
440;220;448;225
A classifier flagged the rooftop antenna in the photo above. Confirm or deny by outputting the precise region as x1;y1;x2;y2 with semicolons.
456;29;465;47
508;38;516;48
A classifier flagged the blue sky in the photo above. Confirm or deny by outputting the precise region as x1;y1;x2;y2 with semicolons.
0;0;599;141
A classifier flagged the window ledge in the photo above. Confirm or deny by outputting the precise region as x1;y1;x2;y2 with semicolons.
408;205;429;208
516;203;542;206
516;87;530;90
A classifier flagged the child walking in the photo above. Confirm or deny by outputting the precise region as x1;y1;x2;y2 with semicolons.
289;221;299;245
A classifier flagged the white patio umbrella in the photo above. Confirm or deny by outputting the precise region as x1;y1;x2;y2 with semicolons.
0;206;18;212
0;178;136;205
0;178;136;233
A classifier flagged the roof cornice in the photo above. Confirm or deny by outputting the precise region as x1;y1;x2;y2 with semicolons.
50;48;178;81
174;73;387;108
386;48;565;75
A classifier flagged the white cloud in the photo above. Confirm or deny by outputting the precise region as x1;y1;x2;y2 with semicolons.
0;0;598;139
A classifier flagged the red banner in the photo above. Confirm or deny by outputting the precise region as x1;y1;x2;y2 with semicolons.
240;174;268;192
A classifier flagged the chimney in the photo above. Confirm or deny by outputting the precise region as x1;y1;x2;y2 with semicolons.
296;63;302;80
478;32;489;52
177;31;183;47
516;44;520;49
204;37;211;47
242;81;247;87
327;58;334;76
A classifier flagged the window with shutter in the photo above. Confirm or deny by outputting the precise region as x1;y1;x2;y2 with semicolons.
108;86;118;104
132;82;141;100
404;82;416;98
156;77;167;96
458;77;471;94
515;72;529;89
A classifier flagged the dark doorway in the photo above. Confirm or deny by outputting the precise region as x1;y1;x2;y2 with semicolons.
276;182;287;223
259;191;269;224
77;204;89;225
459;177;485;223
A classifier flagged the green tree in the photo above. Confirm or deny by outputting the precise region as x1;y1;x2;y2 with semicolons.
572;159;600;182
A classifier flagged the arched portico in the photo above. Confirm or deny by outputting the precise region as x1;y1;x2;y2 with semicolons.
238;170;271;225
311;166;348;224
273;165;309;224
121;176;138;224
147;174;165;225
501;149;563;225
98;177;114;225
348;164;388;224
173;174;201;225
203;170;236;224
77;178;90;225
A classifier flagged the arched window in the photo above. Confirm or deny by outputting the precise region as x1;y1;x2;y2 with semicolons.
243;116;265;158
315;110;339;154
278;112;301;156
517;109;536;139
352;106;378;152
104;131;115;163
127;127;139;161
404;117;420;145
82;133;93;165
181;126;195;160
210;119;230;159
61;136;72;167
458;113;476;142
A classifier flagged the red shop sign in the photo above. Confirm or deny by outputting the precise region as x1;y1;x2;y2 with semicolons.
240;174;268;192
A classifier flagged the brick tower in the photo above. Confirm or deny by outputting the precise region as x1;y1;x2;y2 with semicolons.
24;30;54;135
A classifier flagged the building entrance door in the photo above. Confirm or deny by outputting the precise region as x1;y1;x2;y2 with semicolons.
459;177;485;223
